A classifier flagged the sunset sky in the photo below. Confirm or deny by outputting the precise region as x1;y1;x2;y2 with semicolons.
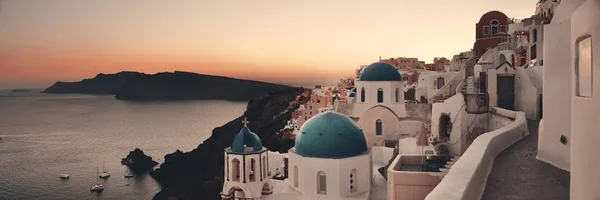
0;0;538;89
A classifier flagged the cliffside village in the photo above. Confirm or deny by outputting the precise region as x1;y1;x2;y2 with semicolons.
220;0;600;199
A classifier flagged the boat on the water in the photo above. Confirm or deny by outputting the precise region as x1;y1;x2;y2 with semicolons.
90;167;104;192
99;158;110;178
124;169;134;178
60;174;69;179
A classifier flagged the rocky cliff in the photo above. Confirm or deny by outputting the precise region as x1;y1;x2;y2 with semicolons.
150;87;305;200
43;71;290;102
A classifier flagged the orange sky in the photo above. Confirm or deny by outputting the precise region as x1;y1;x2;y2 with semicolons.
0;0;538;89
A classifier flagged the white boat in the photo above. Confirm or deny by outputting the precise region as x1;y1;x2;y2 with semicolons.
124;169;134;178
60;174;69;179
90;167;104;192
99;158;110;178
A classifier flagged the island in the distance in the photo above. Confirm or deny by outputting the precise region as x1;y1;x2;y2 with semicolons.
42;71;291;101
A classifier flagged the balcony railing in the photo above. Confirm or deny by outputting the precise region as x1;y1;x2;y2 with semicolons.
498;40;517;51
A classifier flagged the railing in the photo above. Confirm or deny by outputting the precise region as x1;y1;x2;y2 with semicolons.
497;40;517;51
425;108;529;200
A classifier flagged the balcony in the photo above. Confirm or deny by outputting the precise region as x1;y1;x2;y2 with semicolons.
498;40;517;51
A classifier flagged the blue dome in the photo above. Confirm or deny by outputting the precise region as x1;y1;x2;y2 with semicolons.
231;127;263;153
349;92;356;97
359;62;402;81
295;111;367;159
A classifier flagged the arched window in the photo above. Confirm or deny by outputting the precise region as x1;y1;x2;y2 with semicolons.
250;158;256;182
360;88;365;102
232;158;240;182
263;156;267;179
350;169;357;193
376;119;383;136
317;171;327;194
499;54;506;64
294;165;299;187
395;88;400;103
377;88;383;103
490;20;499;35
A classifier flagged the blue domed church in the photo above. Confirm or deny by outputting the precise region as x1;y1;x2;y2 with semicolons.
287;111;373;199
352;62;409;147
221;118;273;200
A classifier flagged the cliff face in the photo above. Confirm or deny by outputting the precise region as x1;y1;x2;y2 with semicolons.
42;71;291;102
150;87;305;200
43;71;141;94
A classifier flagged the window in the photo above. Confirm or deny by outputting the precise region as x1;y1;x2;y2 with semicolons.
263;156;267;179
475;49;479;56
395;88;400;103
533;29;538;43
500;25;507;33
361;88;365;102
499;54;506;64
375;119;383;136
293;165;299;187
350;169;357;193
377;88;383;103
232;158;240;182
576;36;592;97
483;26;490;36
490;20;499;35
250;158;256;182
317;171;327;194
437;77;445;89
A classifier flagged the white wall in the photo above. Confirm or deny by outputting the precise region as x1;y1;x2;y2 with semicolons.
426;108;529;200
537;2;577;172
570;1;600;199
515;67;541;119
352;80;406;118
288;150;371;199
371;146;394;164
396;120;427;137
355;81;404;105
267;151;287;173
357;106;402;146
431;94;466;155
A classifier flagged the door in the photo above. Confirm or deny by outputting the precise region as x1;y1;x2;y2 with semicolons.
437;77;445;89
497;75;515;110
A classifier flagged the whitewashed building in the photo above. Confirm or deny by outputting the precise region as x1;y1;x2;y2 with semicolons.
538;0;600;199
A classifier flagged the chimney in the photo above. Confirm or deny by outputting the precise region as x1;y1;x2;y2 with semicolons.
379;56;382;61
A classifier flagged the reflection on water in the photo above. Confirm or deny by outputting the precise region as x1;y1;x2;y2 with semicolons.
0;92;246;200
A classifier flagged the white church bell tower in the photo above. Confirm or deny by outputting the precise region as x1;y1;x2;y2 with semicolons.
221;118;273;200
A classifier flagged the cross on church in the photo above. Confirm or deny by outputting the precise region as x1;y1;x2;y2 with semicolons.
242;117;250;127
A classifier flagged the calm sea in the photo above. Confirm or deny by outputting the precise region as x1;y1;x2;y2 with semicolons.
0;90;247;200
